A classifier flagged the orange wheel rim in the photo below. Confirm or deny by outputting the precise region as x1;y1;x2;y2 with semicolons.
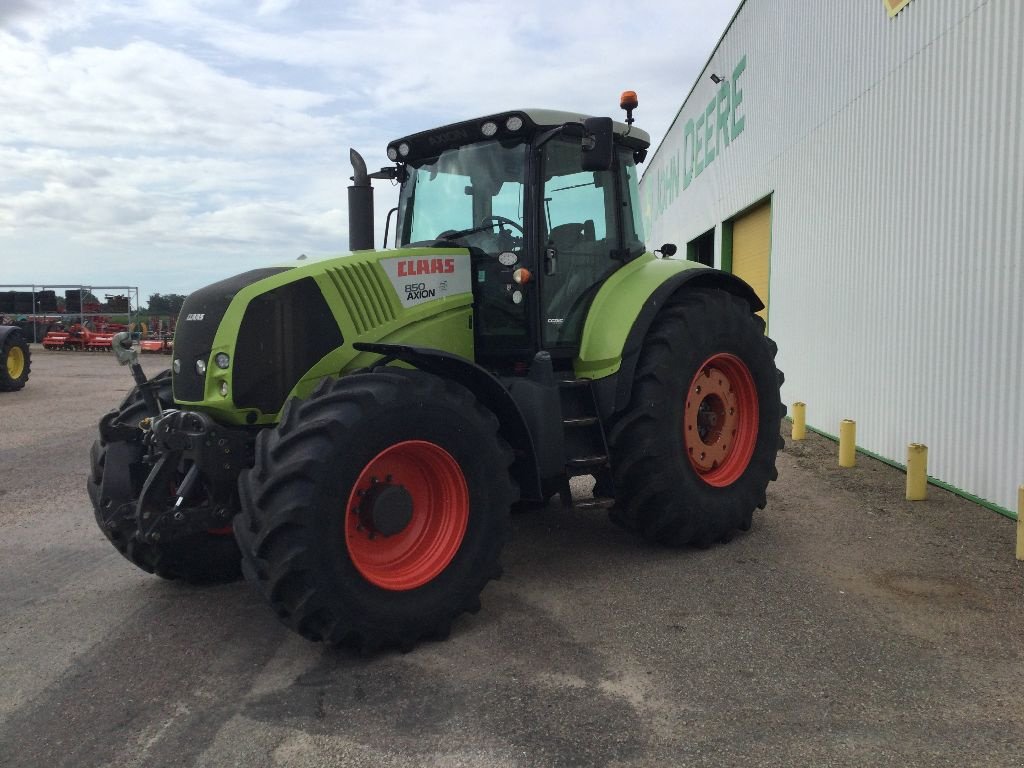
344;440;468;591
683;353;759;487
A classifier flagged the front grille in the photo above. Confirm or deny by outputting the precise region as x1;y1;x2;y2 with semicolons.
232;277;343;415
173;268;288;402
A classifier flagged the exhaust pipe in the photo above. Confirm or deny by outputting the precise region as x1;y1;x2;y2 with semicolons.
348;148;374;251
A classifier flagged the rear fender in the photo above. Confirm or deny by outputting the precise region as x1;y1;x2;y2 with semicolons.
576;254;761;417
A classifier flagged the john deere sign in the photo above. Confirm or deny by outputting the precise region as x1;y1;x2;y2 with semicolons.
646;55;748;224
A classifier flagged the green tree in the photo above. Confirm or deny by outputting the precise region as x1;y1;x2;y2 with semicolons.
147;293;188;315
147;293;170;313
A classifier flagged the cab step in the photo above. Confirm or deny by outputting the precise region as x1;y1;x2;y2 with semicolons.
573;496;615;511
566;455;608;469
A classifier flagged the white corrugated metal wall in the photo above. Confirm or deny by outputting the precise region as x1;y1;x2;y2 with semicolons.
641;0;1023;515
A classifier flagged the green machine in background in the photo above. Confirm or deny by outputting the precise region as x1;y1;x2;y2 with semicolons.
0;325;30;391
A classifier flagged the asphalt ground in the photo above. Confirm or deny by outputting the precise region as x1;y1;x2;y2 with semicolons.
0;349;1022;768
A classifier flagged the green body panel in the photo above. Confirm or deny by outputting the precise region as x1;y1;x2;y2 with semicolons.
179;245;705;425
182;247;474;425
574;253;707;380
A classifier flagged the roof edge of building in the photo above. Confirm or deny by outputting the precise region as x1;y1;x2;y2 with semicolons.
646;0;748;170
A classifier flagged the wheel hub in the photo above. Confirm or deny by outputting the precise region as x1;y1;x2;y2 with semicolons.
7;346;24;378
356;479;414;538
685;367;739;472
682;353;759;487
344;440;469;591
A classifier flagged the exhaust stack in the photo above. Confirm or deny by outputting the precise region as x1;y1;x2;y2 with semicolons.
348;148;374;251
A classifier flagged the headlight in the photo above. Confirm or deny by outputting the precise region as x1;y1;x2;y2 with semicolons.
481;121;498;137
172;358;181;374
219;381;229;397
387;146;399;161
398;142;410;157
215;352;230;369
505;116;523;131
195;359;207;375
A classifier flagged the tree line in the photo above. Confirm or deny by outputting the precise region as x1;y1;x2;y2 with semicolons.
146;294;188;315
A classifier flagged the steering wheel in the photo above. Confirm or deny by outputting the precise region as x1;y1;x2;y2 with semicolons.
436;215;524;243
479;215;524;236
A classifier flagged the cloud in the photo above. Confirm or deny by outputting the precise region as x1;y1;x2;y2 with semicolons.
0;35;341;153
0;0;739;302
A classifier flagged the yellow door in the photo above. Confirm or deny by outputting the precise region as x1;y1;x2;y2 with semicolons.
730;201;771;326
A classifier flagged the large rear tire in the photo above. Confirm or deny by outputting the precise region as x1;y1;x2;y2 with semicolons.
0;330;30;391
86;371;242;583
235;368;516;652
608;288;785;547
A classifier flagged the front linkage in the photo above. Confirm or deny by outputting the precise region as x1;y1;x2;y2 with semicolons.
98;408;249;543
89;334;250;581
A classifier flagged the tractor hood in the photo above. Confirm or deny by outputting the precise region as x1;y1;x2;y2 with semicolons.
172;247;475;424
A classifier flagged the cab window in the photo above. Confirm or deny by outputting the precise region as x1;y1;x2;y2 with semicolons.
540;139;617;347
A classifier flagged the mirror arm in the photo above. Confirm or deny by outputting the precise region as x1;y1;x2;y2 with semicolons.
535;121;586;150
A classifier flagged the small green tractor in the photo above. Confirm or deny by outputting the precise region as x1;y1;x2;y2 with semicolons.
89;96;785;651
0;325;31;391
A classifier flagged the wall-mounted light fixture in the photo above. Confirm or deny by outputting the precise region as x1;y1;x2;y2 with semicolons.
709;73;724;84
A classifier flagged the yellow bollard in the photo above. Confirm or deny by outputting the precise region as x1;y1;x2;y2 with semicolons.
792;402;806;441
838;419;856;467
906;443;928;501
1016;486;1024;562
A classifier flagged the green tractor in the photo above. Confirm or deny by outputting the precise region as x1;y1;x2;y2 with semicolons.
88;96;785;651
0;325;31;391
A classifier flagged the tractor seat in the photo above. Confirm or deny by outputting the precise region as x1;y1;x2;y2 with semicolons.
544;220;607;338
548;220;595;253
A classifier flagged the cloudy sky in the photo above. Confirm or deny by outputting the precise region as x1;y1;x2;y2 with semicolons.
0;0;737;306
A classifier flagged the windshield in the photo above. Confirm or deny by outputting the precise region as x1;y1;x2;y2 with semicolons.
398;140;527;246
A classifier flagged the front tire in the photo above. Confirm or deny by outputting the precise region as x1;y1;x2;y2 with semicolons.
608;288;785;547
235;368;517;652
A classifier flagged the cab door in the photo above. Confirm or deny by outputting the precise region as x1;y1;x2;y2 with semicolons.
538;139;636;350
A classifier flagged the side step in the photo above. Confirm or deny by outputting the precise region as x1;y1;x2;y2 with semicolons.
558;377;615;511
573;497;615;511
566;455;608;469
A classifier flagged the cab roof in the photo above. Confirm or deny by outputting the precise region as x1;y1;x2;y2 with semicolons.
388;108;651;164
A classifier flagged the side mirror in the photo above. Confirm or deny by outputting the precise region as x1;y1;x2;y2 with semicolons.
581;117;614;172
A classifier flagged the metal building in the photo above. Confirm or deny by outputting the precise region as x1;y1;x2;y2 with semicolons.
640;0;1022;517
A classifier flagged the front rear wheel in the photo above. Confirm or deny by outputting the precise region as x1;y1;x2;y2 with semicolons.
235;368;517;652
608;288;786;547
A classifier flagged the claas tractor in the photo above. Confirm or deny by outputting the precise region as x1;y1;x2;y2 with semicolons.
88;95;785;652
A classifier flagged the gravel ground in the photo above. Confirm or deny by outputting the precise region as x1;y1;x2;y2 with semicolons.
0;349;1022;768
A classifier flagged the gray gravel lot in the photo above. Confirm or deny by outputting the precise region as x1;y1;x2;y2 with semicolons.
1;349;1022;767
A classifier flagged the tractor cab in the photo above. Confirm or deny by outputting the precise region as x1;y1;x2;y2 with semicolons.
384;104;650;370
